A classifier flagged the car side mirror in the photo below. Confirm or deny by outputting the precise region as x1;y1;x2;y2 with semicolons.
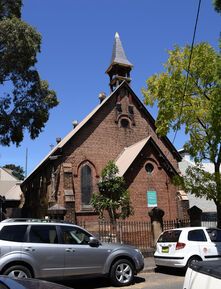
88;236;100;247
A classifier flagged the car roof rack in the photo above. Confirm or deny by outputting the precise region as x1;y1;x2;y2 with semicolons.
1;218;73;224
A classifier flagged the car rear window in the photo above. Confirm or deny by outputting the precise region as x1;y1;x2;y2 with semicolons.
207;229;221;242
157;230;181;242
0;225;27;242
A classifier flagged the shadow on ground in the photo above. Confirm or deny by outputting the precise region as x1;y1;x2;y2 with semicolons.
57;276;146;289
155;266;186;276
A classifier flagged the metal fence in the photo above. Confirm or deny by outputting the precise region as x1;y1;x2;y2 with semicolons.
202;220;217;227
163;219;190;230
78;219;190;255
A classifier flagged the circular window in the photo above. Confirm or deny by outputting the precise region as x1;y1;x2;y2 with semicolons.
121;118;130;128
145;163;154;174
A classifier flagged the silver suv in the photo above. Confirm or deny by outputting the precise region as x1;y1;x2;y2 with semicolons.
0;219;144;286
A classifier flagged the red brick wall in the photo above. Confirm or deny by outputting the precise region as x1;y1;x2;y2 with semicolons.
22;85;182;222
57;87;180;222
124;148;178;221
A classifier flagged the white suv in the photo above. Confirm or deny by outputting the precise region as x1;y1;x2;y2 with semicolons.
154;227;221;269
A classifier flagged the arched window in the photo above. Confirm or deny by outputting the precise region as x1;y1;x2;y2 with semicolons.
81;164;92;208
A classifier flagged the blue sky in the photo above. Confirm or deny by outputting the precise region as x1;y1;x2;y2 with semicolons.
0;0;220;175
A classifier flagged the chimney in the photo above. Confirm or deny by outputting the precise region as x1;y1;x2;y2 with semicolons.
98;92;106;103
72;120;78;128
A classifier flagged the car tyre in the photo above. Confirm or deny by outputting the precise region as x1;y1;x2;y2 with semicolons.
186;256;202;269
110;259;135;287
3;265;32;278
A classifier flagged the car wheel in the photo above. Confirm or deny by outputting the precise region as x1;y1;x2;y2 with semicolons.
110;259;135;287
3;265;32;278
186;256;201;269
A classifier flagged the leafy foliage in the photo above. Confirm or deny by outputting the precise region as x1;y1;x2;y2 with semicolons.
213;0;221;13
91;161;134;223
174;164;217;200
3;163;24;180
142;43;221;227
0;0;58;146
0;0;22;19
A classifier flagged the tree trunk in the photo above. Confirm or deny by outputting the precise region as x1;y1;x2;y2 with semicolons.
214;160;221;228
108;207;116;225
216;202;221;229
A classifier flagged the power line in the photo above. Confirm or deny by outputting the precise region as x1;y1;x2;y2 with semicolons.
172;0;202;145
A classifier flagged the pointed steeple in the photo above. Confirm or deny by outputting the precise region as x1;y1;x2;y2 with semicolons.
106;32;133;92
110;32;133;67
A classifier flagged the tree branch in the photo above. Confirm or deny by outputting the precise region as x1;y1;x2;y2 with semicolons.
217;144;221;168
197;117;207;130
185;70;211;101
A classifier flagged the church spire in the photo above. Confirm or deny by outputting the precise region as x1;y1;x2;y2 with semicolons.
106;32;133;92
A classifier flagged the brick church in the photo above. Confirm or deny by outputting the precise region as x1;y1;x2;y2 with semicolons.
21;33;187;222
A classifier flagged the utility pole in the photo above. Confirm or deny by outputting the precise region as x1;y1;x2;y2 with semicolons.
25;148;28;177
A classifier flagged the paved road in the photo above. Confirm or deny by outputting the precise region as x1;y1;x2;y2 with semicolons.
58;269;185;289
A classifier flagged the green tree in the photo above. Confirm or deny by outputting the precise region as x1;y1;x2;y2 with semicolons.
142;43;221;227
3;163;24;180
213;0;221;13
0;0;58;146
91;161;133;223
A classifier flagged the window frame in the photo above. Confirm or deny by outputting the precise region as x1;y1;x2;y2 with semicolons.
0;225;28;242
188;229;207;242
59;225;92;245
158;230;182;243
27;224;59;244
80;163;93;209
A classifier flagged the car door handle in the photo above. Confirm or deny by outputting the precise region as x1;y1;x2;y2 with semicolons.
65;248;75;253
24;247;35;252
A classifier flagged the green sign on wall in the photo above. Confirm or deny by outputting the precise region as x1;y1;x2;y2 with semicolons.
147;191;157;207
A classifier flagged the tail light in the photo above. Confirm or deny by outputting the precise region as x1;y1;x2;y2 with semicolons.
176;242;186;250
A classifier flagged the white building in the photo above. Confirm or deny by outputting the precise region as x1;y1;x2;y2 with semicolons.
0;168;23;217
178;150;216;220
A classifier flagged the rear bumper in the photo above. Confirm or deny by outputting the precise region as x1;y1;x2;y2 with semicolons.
154;255;186;268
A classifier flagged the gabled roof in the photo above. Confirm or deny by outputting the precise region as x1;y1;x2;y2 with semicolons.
0;181;18;196
116;137;150;176
0;167;19;181
22;82;120;185
22;81;181;185
0;167;21;197
115;136;179;177
3;183;22;201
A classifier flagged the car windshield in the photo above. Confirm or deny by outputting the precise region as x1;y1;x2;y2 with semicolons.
206;228;221;242
158;230;181;242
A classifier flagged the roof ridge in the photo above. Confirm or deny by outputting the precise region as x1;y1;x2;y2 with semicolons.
22;82;128;183
115;137;150;162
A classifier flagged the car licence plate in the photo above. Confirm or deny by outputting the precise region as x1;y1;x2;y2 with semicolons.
161;246;169;253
